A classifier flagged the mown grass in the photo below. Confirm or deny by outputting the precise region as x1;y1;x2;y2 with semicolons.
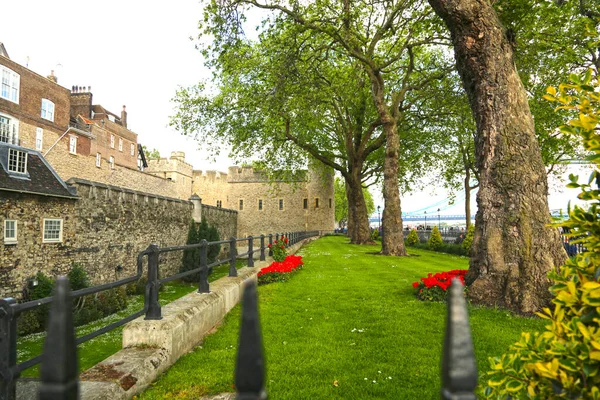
17;259;246;377
140;236;547;400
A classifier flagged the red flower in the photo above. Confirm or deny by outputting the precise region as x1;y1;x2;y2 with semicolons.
412;282;419;288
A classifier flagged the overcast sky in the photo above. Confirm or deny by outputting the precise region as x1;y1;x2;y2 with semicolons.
1;0;586;218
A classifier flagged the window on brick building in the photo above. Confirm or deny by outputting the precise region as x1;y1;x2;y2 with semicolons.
315;198;319;208
239;199;244;210
303;198;308;209
35;128;43;151
110;135;115;148
69;135;77;154
43;219;63;243
109;156;115;169
4;220;17;244
130;143;135;156
96;153;101;167
7;149;27;174
279;199;284;210
258;199;263;210
0;114;19;144
119;138;123;152
41;99;55;122
1;66;20;104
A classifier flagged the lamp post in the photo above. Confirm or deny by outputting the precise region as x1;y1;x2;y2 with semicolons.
424;211;427;230
377;205;381;232
438;208;441;231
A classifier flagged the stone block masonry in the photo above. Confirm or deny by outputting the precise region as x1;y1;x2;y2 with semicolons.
0;179;192;299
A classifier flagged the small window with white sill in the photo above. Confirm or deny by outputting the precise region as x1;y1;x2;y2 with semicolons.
43;219;63;243
130;143;135;156
96;152;101;167
7;149;27;174
41;99;55;122
1;66;20;103
35;128;43;151
118;138;123;152
109;156;115;169
4;220;17;244
110;135;115;148
69;135;77;154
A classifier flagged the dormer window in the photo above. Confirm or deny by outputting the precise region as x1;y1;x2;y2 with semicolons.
1;65;20;104
41;99;55;122
8;148;27;174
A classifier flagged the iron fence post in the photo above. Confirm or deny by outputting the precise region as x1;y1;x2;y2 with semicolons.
198;239;210;293
441;279;477;399
260;235;266;261
268;234;273;257
235;281;266;400
144;244;162;320
38;277;79;400
0;298;17;400
229;236;238;277
248;236;254;268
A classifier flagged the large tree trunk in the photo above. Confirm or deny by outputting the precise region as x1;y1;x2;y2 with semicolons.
464;168;471;229
381;120;407;256
428;0;566;314
346;174;372;244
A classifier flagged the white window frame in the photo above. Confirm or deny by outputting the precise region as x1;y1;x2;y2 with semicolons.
35;128;43;151
96;152;101;167
43;219;63;243
1;65;20;104
118;138;123;152
69;135;77;154
110;135;115;148
130;143;135;156
7;148;27;174
4;220;17;244
109;156;115;169
0;113;19;144
41;99;55;122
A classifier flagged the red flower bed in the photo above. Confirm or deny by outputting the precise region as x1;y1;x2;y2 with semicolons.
412;269;467;301
258;255;304;284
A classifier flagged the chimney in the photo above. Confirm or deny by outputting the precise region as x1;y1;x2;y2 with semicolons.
47;70;57;83
121;105;127;128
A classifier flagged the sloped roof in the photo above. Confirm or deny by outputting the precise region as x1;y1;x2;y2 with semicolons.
0;143;77;199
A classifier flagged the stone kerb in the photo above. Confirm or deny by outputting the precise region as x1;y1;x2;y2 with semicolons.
48;236;316;400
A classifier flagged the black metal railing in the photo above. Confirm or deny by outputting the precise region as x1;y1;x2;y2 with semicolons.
0;230;319;400
23;274;476;399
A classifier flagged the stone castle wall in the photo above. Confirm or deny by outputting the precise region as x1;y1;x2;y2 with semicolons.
0;180;192;299
200;204;238;241
191;170;229;208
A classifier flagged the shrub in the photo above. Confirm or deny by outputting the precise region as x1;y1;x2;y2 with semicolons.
206;225;221;264
181;219;201;282
481;69;600;399
371;229;380;241
406;229;420;246
68;263;90;291
428;226;443;250
18;272;54;336
269;236;289;262
126;276;148;295
462;224;475;256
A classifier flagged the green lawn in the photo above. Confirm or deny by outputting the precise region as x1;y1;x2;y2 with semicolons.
139;236;547;399
17;259;246;377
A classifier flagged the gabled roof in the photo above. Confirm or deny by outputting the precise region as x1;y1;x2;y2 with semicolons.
0;143;77;199
0;42;9;59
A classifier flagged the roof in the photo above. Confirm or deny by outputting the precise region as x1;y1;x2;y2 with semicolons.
0;143;78;199
0;42;9;59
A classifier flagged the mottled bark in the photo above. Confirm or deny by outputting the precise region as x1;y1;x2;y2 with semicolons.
381;121;407;255
346;173;372;244
427;0;566;313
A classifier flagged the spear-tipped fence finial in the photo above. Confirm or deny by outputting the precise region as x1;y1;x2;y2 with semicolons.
441;278;477;400
235;281;266;400
38;276;79;400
